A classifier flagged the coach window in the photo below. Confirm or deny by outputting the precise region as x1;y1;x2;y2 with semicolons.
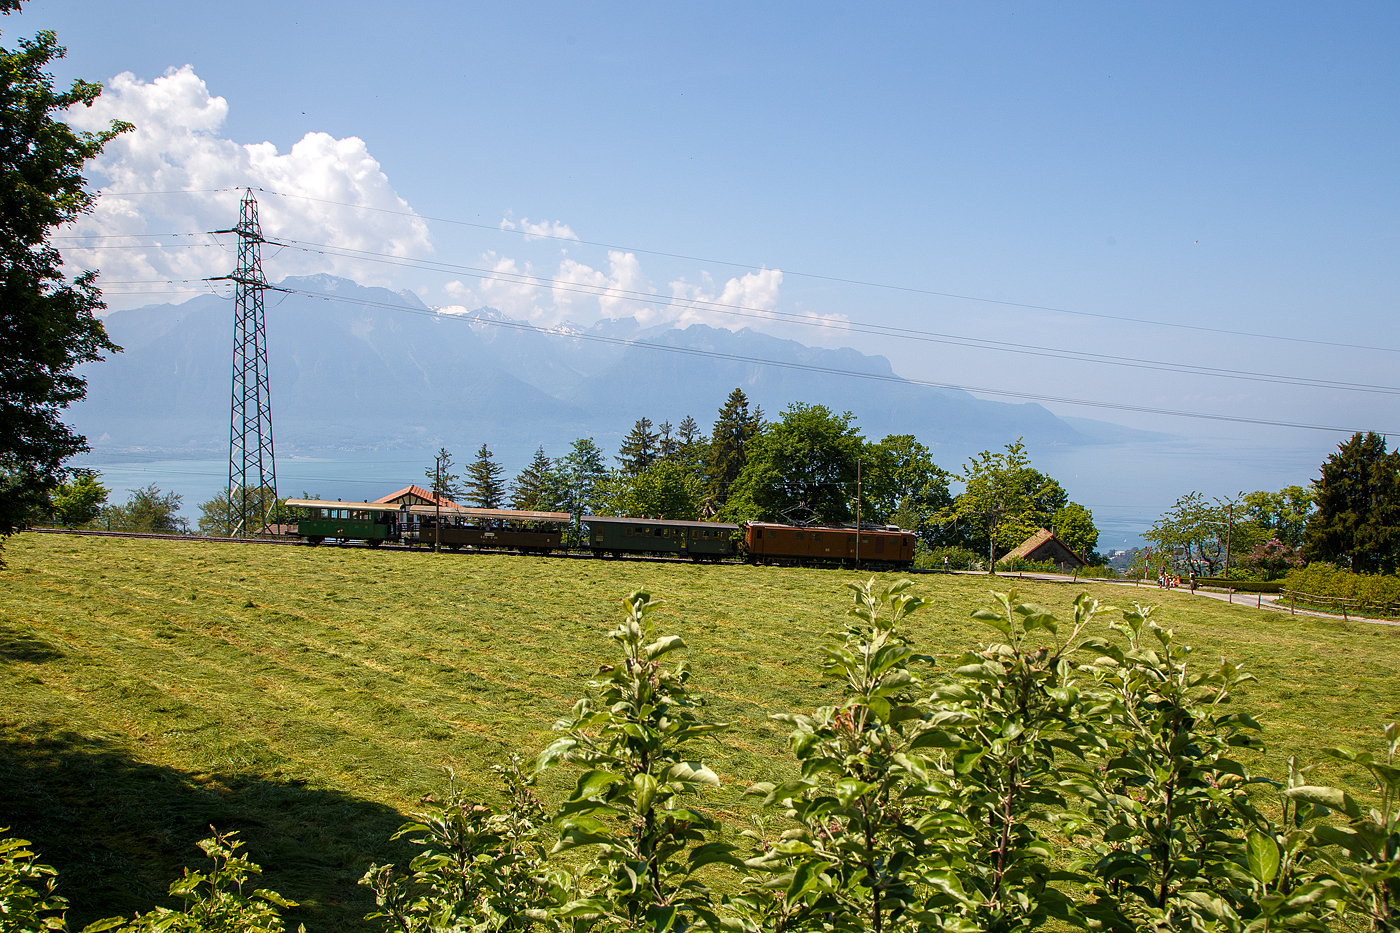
795;532;804;540
812;532;822;541
767;529;777;538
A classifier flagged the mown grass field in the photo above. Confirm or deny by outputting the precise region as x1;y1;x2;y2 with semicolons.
3;533;1398;930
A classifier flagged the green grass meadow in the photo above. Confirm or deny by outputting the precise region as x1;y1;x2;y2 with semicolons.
3;533;1398;930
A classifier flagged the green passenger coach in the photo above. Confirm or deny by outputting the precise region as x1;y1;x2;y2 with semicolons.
284;499;400;546
581;515;740;560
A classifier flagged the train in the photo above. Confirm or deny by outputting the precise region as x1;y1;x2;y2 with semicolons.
282;498;917;568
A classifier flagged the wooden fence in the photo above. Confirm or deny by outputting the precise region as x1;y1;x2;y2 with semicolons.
1281;588;1400;621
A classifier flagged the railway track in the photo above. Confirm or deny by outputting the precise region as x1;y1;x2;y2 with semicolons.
24;527;716;562
26;527;927;571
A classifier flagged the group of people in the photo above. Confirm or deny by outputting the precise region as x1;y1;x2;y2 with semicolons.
1156;571;1197;590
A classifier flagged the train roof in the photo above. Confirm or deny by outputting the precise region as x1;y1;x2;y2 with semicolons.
284;498;395;511
746;521;910;533
582;515;741;531
403;504;573;522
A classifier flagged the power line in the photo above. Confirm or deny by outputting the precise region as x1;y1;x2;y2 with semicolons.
261;235;1400;397
84;233;1400;397
96;231;1399;398
90;185;1399;354
274;283;1394;436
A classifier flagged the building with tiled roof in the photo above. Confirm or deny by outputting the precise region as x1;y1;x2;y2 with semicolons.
997;527;1088;571
374;485;457;508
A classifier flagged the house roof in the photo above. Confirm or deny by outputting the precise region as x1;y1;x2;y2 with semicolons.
999;528;1088;567
374;485;456;507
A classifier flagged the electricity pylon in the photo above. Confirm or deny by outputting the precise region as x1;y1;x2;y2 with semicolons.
210;189;283;536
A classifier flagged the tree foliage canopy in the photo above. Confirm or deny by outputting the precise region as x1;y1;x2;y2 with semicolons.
465;443;506;509
0;18;130;540
705;388;762;505
723;403;863;524
1305;431;1400;574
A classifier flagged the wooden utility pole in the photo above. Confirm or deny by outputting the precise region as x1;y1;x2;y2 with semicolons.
1224;503;1234;603
855;457;862;569
434;456;442;554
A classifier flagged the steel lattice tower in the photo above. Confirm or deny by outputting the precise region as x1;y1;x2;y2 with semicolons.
213;189;279;536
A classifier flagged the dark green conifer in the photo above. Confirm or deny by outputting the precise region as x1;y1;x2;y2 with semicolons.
510;446;553;511
707;388;761;505
616;418;659;476
466;443;506;509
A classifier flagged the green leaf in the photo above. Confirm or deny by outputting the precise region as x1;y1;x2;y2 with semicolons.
571;769;626;801
665;761;720;786
633;772;658;812
1246;830;1280;884
1284;785;1362;820
687;842;748;871
644;634;686;660
971;609;1012;638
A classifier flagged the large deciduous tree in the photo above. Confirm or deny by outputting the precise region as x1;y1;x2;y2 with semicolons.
1051;501;1099;562
1243;484;1314;551
723;402;862;524
1144;491;1226;577
944;439;1068;568
864;433;952;542
1304;431;1400;574
0;16;130;546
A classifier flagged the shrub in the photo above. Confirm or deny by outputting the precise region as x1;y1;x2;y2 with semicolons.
1284;564;1400;606
916;545;982;571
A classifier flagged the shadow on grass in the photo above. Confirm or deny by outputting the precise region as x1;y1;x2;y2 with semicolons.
0;725;416;932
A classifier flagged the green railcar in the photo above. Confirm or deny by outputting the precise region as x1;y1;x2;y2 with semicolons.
285;499;400;546
582;515;740;560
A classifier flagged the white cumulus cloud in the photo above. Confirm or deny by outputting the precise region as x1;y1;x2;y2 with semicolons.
500;214;578;242
61;65;431;307
668;268;786;328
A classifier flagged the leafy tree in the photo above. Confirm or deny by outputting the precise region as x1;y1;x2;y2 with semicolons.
102;484;186;533
361;761;559;933
944;440;1063;570
198;485;282;536
616;417;659;476
1304;431;1400;574
509;446;555;511
1050;501;1099;562
706;388;762;505
723;403;863;524
597;459;704;521
1144;491;1227;577
49;468;106;526
423;446;465;505
466;443;506;509
0;16;130;550
537;591;735;932
741;579;947;933
1243;485;1314;550
864;434;952;540
1240;538;1302;579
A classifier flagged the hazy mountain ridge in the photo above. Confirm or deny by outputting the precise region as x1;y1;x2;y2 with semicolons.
73;275;1161;463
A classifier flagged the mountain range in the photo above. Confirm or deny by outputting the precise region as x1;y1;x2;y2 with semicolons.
70;274;1163;468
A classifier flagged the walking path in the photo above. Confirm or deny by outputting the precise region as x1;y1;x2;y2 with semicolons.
943;569;1399;627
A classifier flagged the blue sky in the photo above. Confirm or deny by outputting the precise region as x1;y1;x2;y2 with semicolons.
9;2;1400;515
